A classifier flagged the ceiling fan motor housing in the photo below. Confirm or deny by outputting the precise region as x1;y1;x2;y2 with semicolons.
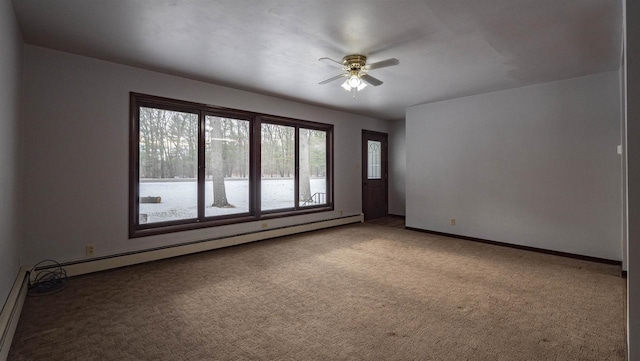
343;54;367;70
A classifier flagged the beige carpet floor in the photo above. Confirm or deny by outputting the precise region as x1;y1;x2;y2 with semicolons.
9;223;626;360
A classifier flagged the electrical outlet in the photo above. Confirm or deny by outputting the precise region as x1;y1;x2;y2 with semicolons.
261;222;268;229
86;245;95;257
450;218;456;226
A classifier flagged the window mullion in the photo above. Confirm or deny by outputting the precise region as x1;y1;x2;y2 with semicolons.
197;110;206;221
294;125;300;209
253;116;262;216
327;129;333;207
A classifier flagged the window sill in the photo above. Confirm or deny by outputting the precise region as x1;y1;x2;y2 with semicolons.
130;205;334;238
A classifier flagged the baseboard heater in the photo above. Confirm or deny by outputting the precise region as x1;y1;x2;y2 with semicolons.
59;214;364;278
0;215;362;359
0;268;29;361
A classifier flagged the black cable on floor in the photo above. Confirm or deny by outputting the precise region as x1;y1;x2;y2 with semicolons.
27;259;68;296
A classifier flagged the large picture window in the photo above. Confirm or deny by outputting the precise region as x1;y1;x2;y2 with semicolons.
130;93;333;237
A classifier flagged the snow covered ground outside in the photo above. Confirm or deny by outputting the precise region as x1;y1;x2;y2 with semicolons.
139;178;327;223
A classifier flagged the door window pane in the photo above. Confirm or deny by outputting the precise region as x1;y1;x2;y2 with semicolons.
138;107;198;224
205;116;250;217
299;128;327;207
261;123;295;210
368;140;381;179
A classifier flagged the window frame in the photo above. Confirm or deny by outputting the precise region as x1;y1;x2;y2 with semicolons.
129;92;334;238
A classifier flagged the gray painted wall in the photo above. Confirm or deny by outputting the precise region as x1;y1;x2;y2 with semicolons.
625;0;639;358
621;58;628;272
406;72;622;260
20;45;388;265
389;119;406;216
0;1;22;309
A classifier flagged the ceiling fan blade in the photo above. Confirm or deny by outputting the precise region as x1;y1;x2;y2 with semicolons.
319;73;346;85
361;74;383;86
366;58;399;70
319;57;345;69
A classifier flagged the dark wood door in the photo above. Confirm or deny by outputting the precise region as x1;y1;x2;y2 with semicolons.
362;130;388;221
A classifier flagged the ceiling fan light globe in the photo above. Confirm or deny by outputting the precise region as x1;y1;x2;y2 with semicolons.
357;82;367;91
348;75;361;88
341;80;352;91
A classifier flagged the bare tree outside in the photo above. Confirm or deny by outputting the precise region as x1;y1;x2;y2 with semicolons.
139;107;198;223
204;116;249;217
209;118;232;208
299;128;311;203
261;123;295;210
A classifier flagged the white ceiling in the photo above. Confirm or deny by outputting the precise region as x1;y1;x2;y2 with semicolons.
12;0;622;121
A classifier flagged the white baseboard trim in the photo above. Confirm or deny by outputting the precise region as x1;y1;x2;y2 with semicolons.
60;214;364;278
0;268;29;361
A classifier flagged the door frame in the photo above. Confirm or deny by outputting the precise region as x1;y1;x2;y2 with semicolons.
361;130;388;220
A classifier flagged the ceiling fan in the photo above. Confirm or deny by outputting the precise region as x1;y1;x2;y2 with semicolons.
318;54;399;95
